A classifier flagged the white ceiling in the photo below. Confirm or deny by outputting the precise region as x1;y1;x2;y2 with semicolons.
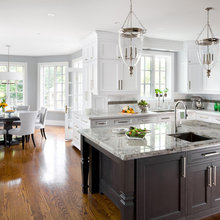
0;0;219;56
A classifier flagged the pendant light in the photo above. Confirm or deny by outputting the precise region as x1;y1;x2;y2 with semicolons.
119;0;146;76
0;45;23;82
195;7;219;78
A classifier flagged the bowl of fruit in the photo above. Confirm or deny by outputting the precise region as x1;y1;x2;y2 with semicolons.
121;106;136;114
125;127;150;140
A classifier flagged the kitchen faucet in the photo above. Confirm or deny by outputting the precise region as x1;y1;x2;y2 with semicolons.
174;101;188;133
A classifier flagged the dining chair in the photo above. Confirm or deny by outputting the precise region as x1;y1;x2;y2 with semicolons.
13;105;30;127
13;105;30;111
0;129;7;146
35;107;47;139
8;111;38;149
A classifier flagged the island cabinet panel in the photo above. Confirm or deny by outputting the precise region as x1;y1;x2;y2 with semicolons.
136;153;186;220
187;163;212;215
211;160;220;208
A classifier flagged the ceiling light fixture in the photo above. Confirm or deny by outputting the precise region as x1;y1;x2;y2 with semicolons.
195;7;219;78
48;13;55;17
119;0;146;76
0;45;23;83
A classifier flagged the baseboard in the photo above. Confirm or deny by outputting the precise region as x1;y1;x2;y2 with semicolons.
46;120;65;126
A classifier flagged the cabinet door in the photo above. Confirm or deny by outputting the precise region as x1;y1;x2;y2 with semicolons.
99;40;118;59
188;63;203;92
98;60;122;93
121;64;139;93
211;160;220;207
137;153;186;220
187;163;212;215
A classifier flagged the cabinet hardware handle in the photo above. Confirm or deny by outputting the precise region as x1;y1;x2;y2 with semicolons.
213;165;217;186
189;81;191;90
181;156;186;178
118;80;120;90
65;105;68;114
161;117;170;120
121;80;123;90
117;120;129;124
202;152;219;157
96;122;107;125
208;166;212;187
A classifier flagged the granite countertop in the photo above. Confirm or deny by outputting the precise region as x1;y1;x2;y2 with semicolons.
79;120;220;161
74;110;174;120
74;109;220;121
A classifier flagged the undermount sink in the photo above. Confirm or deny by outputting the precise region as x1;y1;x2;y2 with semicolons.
169;132;212;142
152;109;174;113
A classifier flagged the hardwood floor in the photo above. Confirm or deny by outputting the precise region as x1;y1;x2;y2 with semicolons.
0;126;120;220
0;125;219;220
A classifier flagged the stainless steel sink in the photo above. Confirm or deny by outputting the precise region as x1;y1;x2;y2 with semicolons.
152;109;174;113
169;132;212;142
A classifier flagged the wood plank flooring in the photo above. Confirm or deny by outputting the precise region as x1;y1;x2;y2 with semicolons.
0;125;219;220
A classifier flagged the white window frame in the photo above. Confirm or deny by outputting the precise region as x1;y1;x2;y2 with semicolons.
0;62;27;105
38;62;68;112
140;50;174;100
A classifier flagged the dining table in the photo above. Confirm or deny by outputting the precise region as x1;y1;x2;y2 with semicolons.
0;113;20;146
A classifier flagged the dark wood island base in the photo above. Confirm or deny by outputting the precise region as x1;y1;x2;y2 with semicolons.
81;135;220;220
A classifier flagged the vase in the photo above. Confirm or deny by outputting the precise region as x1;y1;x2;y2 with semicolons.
139;105;147;113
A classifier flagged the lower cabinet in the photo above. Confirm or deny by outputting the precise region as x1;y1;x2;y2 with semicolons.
187;148;220;217
137;153;186;220
187;162;212;215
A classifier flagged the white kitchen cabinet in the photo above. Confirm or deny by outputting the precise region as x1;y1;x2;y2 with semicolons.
98;40;120;60
176;41;203;93
82;31;140;102
188;63;203;92
98;59;121;93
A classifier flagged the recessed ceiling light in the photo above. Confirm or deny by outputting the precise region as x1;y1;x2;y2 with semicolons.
114;21;120;24
48;13;55;17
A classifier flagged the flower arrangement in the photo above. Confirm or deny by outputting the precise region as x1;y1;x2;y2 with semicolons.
138;99;149;113
0;98;8;112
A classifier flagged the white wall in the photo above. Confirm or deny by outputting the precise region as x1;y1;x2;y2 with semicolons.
0;50;82;125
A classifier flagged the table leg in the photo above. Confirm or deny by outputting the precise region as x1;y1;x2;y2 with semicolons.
81;136;89;194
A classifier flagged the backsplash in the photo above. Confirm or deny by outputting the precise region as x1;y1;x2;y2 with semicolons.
174;93;220;111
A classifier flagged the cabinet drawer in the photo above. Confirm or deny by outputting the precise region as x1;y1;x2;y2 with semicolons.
159;115;174;122
91;119;110;127
114;118;133;125
187;147;220;164
196;114;211;122
137;117;158;124
210;117;220;125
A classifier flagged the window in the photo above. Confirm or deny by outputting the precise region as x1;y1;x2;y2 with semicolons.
72;59;83;111
0;63;26;106
140;51;173;98
39;62;67;111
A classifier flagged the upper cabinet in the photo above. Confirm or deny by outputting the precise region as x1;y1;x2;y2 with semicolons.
176;41;203;93
177;41;220;94
82;31;139;104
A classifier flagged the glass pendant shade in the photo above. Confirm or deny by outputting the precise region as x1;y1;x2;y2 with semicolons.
119;0;146;76
195;8;219;78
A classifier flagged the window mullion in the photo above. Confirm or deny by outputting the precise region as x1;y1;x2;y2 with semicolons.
54;66;57;110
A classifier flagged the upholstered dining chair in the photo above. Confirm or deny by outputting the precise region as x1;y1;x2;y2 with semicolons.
13;105;30;127
13;105;30;111
35;107;47;139
8;111;38;149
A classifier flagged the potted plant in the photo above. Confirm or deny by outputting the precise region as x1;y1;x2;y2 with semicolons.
138;99;149;113
155;89;162;97
163;88;168;97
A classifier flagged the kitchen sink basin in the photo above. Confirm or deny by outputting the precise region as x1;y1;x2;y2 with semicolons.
152;110;174;113
169;132;212;142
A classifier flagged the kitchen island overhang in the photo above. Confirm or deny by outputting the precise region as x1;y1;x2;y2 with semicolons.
80;120;220;220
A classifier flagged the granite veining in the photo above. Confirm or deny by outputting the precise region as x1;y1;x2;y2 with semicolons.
79;120;220;161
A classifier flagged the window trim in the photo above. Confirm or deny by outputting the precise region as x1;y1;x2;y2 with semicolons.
0;61;27;105
140;50;174;101
38;62;68;111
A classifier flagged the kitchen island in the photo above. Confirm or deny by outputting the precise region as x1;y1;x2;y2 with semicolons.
80;120;220;220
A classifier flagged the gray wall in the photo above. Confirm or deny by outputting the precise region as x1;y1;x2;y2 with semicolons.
0;51;82;123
